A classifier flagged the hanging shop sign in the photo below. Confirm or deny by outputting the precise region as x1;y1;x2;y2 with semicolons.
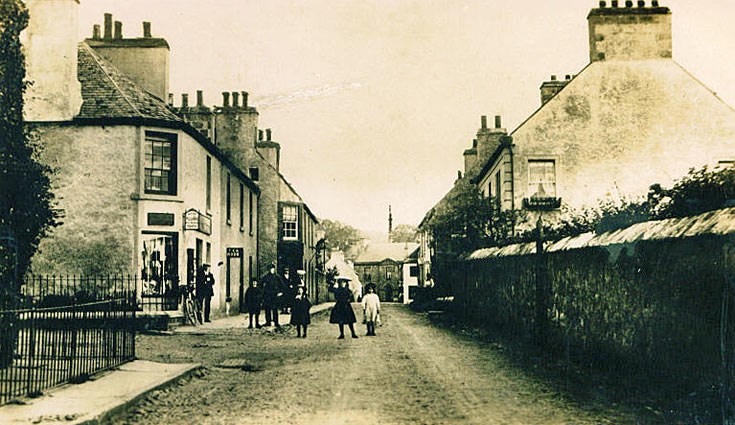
183;209;212;235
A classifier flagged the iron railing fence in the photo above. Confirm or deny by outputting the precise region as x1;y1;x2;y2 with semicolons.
0;275;137;405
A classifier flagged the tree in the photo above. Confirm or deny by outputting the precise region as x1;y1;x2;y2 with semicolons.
649;165;735;219
424;178;521;256
318;219;365;253
0;0;60;368
389;224;418;243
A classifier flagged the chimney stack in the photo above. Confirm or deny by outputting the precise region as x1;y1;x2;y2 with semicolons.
196;90;204;107
103;13;113;39
92;24;101;39
232;92;240;108
589;0;671;62
481;115;487;130
266;128;272;141
181;93;189;108
143;21;152;38
222;92;230;108
476;114;507;164
241;91;249;108
114;21;122;39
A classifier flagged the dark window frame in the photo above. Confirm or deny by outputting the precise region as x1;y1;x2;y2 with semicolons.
144;131;177;195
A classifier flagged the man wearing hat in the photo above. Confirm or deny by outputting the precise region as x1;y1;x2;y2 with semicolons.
260;263;284;327
196;264;215;322
329;275;358;339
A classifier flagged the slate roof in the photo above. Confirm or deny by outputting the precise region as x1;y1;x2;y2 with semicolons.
466;207;735;260
354;242;420;264
76;42;181;122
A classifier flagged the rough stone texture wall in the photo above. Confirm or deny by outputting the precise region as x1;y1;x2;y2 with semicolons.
31;125;138;274
509;60;735;211
89;46;169;101
588;9;672;62
21;0;82;121
453;234;735;387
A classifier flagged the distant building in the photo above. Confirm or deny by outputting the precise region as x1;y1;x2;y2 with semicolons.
472;2;735;216
353;243;419;302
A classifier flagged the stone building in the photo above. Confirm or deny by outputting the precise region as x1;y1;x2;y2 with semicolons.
472;1;735;215
20;1;324;316
353;243;419;302
175;93;322;302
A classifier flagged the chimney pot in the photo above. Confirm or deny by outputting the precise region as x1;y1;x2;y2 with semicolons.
625;0;633;7
196;90;204;107
481;115;487;130
92;25;101;39
143;21;151;38
103;13;113;39
494;115;501;129
232;92;240;108
167;93;174;106
651;0;659;6
551;74;557;81
114;21;123;39
258;130;264;141
266;128;272;141
181;93;189;108
222;92;230;107
457;170;462;180
472;139;477;148
241;91;249;108
565;74;571;80
611;0;619;7
599;0;606;7
637;0;645;6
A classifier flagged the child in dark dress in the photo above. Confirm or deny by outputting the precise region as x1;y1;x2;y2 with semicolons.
289;286;311;338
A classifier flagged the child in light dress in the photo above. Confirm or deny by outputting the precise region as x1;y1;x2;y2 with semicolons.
362;284;380;336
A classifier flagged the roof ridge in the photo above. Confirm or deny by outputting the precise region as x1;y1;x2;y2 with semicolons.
80;42;142;116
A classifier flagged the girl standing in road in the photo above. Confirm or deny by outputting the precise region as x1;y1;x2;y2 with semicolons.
362;283;380;336
329;276;358;339
290;286;311;338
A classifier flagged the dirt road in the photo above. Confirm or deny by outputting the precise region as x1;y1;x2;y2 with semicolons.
122;304;643;424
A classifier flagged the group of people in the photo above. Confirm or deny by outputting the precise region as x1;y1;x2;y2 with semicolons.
244;263;312;337
329;276;381;339
213;263;385;339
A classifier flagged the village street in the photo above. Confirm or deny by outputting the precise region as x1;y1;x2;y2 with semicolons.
120;304;645;425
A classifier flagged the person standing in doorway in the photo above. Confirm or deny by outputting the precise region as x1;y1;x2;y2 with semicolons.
261;263;284;328
290;286;311;338
196;264;215;322
281;268;294;314
244;278;263;329
362;283;381;336
329;276;358;339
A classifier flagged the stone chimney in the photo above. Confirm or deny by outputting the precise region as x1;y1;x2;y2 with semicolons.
588;1;671;62
463;139;478;174
540;74;572;105
210;89;260;169
22;0;83;121
176;90;214;140
476;115;507;166
257;128;281;171
86;14;171;100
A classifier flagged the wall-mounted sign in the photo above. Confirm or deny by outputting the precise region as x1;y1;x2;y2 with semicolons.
226;247;243;258
183;209;212;235
147;212;175;226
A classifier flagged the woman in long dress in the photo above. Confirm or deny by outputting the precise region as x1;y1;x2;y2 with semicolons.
329;276;358;339
362;283;380;336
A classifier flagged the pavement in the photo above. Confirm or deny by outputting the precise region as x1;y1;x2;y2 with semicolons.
0;303;333;424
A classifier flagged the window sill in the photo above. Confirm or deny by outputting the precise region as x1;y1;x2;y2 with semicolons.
131;193;184;203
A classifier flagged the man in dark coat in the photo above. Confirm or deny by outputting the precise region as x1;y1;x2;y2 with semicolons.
196;264;215;322
260;263;284;327
244;278;263;329
329;276;358;339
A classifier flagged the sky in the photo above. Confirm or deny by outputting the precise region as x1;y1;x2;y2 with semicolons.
77;0;735;234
